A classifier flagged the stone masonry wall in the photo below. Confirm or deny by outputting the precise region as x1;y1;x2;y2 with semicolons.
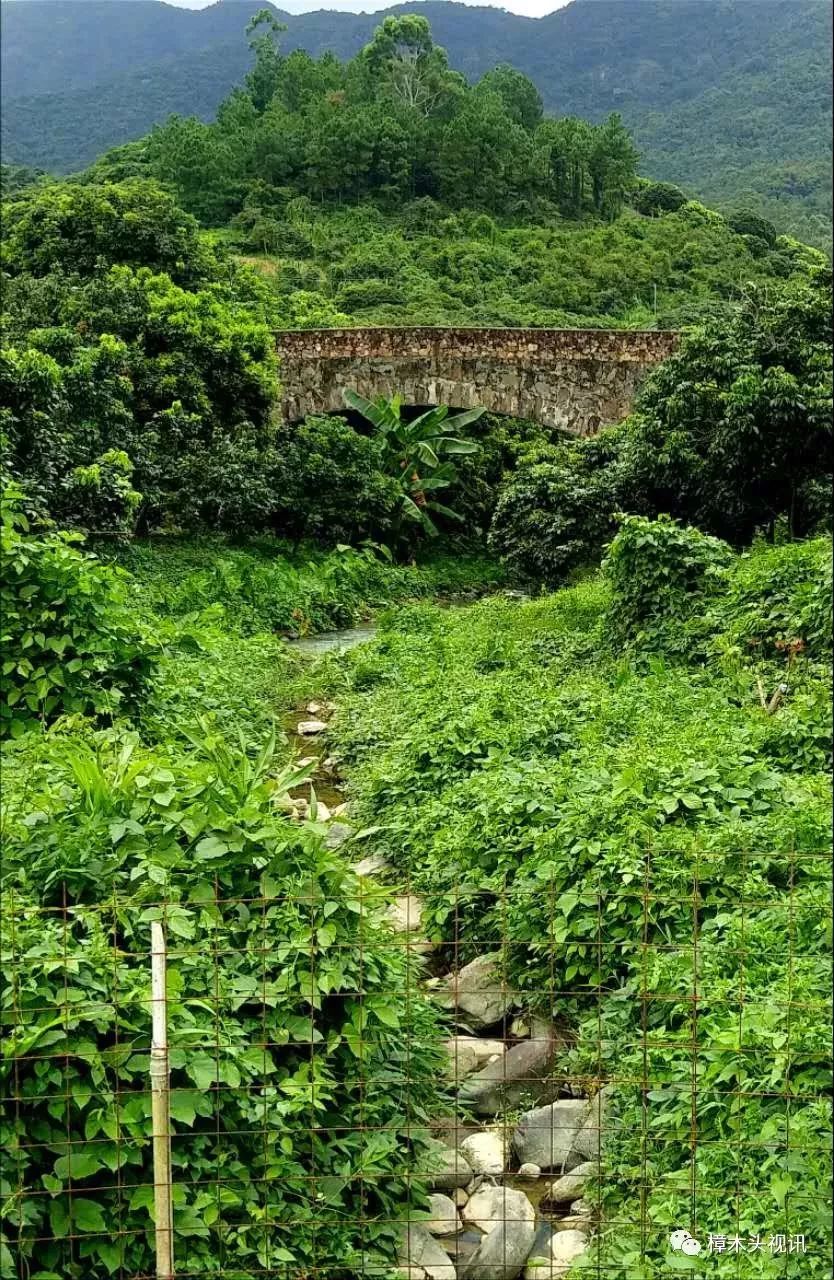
276;327;678;436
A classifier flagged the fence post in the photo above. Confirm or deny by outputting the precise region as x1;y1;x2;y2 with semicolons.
150;920;175;1279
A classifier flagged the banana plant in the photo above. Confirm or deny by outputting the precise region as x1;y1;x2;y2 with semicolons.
343;389;483;537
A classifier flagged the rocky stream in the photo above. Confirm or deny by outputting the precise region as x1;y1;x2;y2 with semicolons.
285;626;603;1280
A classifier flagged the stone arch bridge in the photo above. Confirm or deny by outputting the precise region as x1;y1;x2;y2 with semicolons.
276;327;678;437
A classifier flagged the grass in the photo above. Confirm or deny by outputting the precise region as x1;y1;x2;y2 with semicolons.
106;535;508;636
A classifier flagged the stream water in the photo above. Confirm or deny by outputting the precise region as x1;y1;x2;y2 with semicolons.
288;622;378;656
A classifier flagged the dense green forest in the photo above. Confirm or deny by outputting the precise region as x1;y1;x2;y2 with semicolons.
2;14;830;540
1;9;832;1280
2;0;831;246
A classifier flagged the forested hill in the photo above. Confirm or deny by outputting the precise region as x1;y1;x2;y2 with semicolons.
2;0;831;246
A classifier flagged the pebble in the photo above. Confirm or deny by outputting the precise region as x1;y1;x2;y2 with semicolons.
512;1099;589;1170
462;1185;535;1235
570;1086;611;1161
352;850;389;876
398;1225;456;1280
438;953;516;1030
297;719;327;735
554;1215;592;1233
444;1036;506;1080
458;1188;536;1280
324;821;352;849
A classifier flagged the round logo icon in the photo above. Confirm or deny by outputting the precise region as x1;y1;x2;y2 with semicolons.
670;1229;702;1255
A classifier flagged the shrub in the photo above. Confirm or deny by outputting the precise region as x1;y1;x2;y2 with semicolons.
447;412;552;533
3;181;280;535
0;487;156;735
61;449;141;536
401;196;444;237
272;414;399;545
712;536;833;662
2;178;218;287
727;207;779;246
336;278;406;310
276;289;351;329
488;429;626;583
632;180;687;216
678;199;725;225
602;513;732;643
1;725;447;1278
469;213;498;240
624;266;833;543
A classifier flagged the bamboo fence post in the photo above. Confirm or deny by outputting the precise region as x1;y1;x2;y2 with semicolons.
150;921;174;1279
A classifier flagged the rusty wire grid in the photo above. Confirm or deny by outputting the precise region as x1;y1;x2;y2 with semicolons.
1;847;831;1280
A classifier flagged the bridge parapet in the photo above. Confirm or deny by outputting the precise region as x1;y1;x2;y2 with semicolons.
276;326;679;435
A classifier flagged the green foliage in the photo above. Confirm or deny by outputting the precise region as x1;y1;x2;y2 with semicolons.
360;14;463;117
324;537;831;1273
2;179;279;534
713;536;833;663
727;207;779;246
488;429;625;583
109;537;507;638
271;414;399;545
437;411;552;535
245;8;288;114
0;488;156;737
486;268;832;583
631;179;687;216
1;723;447;1278
0;162;47;196
2;178;217;285
476;64;543;132
625;264;833;543
343;390;482;546
142;622;296;746
134;15;637;222
226;195;817;331
3;1;829;246
602;513;733;644
63;449;141;537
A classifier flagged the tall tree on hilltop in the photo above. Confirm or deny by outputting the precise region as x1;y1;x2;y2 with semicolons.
245;8;287;114
588;113;639;220
476;64;543;132
536;116;594;217
361;15;463;117
435;91;532;211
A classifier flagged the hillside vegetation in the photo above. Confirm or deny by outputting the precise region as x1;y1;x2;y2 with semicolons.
2;14;829;543
0;12;831;1278
1;0;830;245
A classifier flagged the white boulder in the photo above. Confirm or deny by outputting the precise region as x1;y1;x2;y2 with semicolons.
460;1131;507;1177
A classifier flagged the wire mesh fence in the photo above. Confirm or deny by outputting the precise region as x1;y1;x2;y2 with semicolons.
2;847;831;1279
